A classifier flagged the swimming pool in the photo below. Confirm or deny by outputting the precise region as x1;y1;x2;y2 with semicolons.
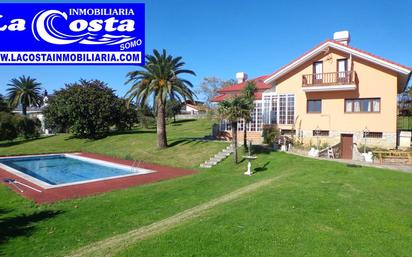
0;154;154;188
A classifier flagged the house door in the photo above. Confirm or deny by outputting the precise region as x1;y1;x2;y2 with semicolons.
313;61;323;84
337;59;348;83
340;134;353;159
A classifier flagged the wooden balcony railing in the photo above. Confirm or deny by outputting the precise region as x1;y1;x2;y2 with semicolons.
302;71;357;87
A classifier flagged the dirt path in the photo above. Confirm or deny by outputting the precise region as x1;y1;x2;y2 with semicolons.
67;175;286;257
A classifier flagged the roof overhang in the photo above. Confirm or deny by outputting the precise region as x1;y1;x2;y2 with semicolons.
264;41;412;84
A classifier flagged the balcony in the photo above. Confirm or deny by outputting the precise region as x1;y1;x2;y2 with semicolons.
302;71;357;92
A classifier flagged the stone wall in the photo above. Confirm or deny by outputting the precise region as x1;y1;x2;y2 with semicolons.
218;129;397;149
298;130;397;149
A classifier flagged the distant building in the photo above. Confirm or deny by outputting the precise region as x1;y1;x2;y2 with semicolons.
12;90;52;134
180;100;207;115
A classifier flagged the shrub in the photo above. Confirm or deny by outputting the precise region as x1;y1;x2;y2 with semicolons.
0;112;18;141
320;141;329;150
0;112;41;141
113;99;139;131
17;116;41;139
262;125;280;144
44;79;129;138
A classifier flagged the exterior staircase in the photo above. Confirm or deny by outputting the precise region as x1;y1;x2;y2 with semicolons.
319;143;341;159
200;144;234;168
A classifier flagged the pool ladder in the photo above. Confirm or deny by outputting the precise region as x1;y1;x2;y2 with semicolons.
131;160;142;172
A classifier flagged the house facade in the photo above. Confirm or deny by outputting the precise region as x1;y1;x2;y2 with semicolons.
212;31;411;157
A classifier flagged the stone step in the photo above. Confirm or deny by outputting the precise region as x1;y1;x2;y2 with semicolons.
209;158;222;163
199;144;234;168
215;152;230;158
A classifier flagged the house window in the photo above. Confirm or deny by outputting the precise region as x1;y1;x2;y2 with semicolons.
256;102;263;131
220;120;232;131
263;95;270;124
345;100;353;112
271;96;278;124
337;59;348;82
247;102;263;132
223;120;231;131
250;104;257;131
363;132;383;138
345;98;380;113
279;95;286;124
287;95;295;124
307;99;322;113
237;119;244;131
337;59;348;72
372;99;380;112
281;129;296;136
313;130;329;136
313;61;323;82
262;94;295;125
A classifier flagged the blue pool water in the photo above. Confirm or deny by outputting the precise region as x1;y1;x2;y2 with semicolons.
0;155;139;185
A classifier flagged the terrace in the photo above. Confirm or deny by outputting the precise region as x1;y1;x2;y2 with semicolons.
302;70;357;92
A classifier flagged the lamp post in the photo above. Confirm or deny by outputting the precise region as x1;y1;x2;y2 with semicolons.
363;127;369;153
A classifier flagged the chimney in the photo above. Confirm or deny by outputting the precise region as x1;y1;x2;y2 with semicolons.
333;31;350;45
236;72;248;84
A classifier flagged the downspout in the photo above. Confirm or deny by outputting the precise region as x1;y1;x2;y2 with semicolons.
403;71;412;93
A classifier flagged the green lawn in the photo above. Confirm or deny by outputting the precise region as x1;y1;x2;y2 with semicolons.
1;119;412;257
119;158;412;257
0;119;226;169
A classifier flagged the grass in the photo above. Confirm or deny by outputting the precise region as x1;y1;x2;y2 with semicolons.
118;157;412;257
0;119;226;169
0;119;412;256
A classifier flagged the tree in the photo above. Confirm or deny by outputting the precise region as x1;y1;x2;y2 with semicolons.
0;94;10;112
0;112;19;141
126;49;196;148
166;99;182;122
241;81;256;150
198;77;237;107
113;99;139;131
218;96;251;163
44;79;120;138
6;76;42;115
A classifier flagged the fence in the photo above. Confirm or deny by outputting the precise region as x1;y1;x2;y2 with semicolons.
175;113;207;120
397;115;412;131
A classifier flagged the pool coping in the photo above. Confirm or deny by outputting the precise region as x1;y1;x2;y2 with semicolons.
0;153;155;189
0;152;197;204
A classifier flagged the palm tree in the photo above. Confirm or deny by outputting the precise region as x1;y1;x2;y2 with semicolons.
218;96;251;163
241;81;256;150
125;49;196;148
6;76;42;116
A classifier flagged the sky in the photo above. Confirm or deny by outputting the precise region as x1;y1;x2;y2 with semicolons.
0;0;411;100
